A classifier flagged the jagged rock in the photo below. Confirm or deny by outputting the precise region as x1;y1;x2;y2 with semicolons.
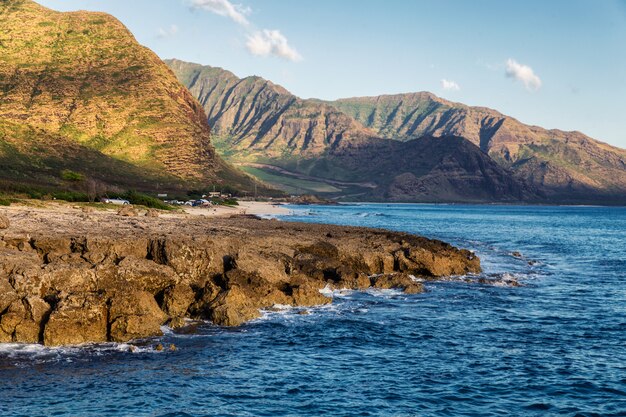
145;209;160;218
372;273;424;294
291;282;331;306
207;287;261;326
115;256;178;294
117;206;138;217
225;269;291;307
0;213;9;230
161;283;195;317
109;291;167;342
44;293;108;346
0;207;481;345
167;317;186;329
0;297;50;344
188;281;221;318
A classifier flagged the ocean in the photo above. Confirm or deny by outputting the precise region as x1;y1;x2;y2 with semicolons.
2;204;625;416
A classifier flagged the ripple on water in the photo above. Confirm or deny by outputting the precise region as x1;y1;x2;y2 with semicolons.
2;204;626;416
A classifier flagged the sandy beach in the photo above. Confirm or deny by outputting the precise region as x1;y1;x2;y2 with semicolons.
181;201;292;218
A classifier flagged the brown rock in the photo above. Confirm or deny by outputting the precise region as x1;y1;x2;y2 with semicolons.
115;256;178;294
372;273;424;294
167;316;186;329
161;283;195;317
0;207;482;345
0;297;50;344
0;213;9;230
44;293;108;346
82;207;95;213
207;286;260;326
225;269;290;307
109;290;167;342
145;209;160;218
117;206;138;217
291;282;331;306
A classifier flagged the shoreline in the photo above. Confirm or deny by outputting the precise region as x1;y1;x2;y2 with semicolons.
0;204;480;346
181;201;292;218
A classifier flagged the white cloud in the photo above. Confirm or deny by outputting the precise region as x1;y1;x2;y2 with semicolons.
190;0;251;26
505;58;542;91
190;0;303;61
246;30;302;62
157;24;179;38
441;79;460;91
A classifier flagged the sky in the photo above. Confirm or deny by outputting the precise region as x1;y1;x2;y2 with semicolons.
38;0;626;148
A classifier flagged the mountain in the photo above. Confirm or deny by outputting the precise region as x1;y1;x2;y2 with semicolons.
332;94;626;203
0;0;262;195
166;59;537;202
167;59;626;204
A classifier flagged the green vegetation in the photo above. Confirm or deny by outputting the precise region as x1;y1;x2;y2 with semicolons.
51;190;89;202
0;198;11;206
60;169;85;182
0;2;266;200
218;198;239;206
240;166;341;195
117;190;172;210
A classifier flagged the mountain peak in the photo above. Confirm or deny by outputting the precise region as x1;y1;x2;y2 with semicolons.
168;59;626;204
0;1;263;193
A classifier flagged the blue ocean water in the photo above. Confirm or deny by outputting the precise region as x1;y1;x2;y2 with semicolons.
2;204;626;417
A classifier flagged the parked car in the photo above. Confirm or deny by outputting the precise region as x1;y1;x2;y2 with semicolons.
101;198;130;205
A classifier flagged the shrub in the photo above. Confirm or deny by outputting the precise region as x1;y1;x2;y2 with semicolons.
122;191;172;210
220;198;239;206
51;191;89;202
60;170;84;182
0;198;10;206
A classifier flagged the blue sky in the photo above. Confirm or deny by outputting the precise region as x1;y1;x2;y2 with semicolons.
38;0;626;148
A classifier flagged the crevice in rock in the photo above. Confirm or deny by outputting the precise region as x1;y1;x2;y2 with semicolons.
222;255;237;273
39;294;59;344
147;238;168;265
105;298;112;342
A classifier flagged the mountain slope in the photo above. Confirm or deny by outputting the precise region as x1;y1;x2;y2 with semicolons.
165;59;374;159
167;59;536;202
332;94;626;202
167;59;626;203
0;0;259;193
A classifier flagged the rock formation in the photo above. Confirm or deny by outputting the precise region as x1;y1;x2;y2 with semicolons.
0;206;480;345
167;59;626;204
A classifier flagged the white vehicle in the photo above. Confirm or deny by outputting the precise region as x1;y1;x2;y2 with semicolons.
102;198;130;205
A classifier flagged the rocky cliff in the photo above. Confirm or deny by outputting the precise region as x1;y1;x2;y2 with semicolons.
0;1;259;193
166;60;537;202
0;206;480;345
332;94;626;203
167;59;626;204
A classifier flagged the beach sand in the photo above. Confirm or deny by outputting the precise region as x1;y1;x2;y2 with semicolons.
181;201;291;218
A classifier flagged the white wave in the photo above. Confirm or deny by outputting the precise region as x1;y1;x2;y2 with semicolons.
364;288;405;297
319;285;354;298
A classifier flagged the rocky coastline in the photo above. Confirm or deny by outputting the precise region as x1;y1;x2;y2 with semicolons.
0;205;480;346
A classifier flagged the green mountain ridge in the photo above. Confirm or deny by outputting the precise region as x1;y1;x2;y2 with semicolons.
332;94;626;201
166;59;626;204
0;0;264;195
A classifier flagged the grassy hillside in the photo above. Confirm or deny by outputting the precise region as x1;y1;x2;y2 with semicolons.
0;0;269;196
